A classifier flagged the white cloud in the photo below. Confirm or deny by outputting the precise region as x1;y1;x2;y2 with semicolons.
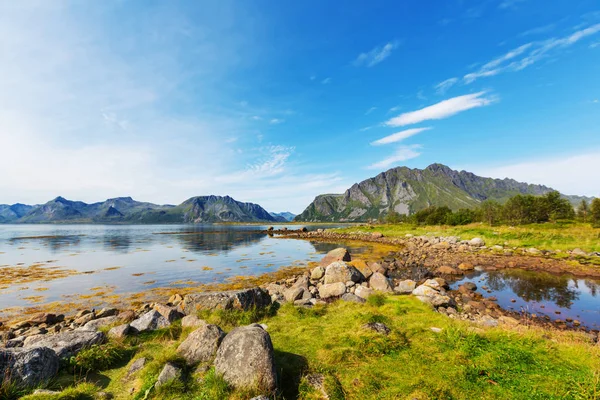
434;77;458;95
269;118;284;124
384;92;497;127
251;115;262;120
591;41;600;48
0;2;337;214
371;127;432;146
321;77;332;84
367;145;421;170
365;107;377;115
473;152;600;197
465;23;600;83
353;41;399;67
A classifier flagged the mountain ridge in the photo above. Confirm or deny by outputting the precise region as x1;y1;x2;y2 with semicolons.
0;196;278;224
295;163;592;222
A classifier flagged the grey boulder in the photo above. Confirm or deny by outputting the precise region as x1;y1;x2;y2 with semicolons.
177;324;225;365
182;288;271;314
0;347;59;387
129;310;170;333
323;261;363;285
319;248;351;267
23;331;105;359
214;324;277;392
156;362;182;388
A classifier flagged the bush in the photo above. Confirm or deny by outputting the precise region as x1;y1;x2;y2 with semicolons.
69;342;133;374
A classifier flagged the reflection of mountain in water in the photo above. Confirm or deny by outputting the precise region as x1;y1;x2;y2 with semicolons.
102;234;132;253
10;235;83;253
173;231;269;253
486;269;580;308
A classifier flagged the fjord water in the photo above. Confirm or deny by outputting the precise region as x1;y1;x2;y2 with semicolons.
452;269;600;330
0;224;358;311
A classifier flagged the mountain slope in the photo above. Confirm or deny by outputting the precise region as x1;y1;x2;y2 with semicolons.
295;163;590;222
269;212;296;222
2;196;276;224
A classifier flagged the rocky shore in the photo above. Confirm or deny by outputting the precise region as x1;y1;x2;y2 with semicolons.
2;231;599;397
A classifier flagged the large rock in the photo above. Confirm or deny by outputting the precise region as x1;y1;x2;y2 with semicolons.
23;331;105;359
0;347;59;387
310;266;325;280
80;316;120;331
182;288;271;314
318;282;347;299
368;272;392;292
412;285;450;307
394;280;416;294
130;310;170;333
214;325;276;392
319;248;351;267
177;324;225;366
153;304;183;323
108;324;130;339
469;238;485;247
355;285;374;299
323;261;363;285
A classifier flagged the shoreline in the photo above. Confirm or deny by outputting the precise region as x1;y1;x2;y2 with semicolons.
1;230;599;334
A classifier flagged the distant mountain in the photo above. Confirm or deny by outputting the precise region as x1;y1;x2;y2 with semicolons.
0;195;277;224
269;212;296;222
295;163;592;222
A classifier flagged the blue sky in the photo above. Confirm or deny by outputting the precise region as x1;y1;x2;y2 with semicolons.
0;0;599;213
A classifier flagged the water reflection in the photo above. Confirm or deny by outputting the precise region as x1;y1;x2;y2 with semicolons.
485;269;580;308
453;269;600;329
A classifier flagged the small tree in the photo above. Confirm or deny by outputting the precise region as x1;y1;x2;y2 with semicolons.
591;198;600;227
577;199;589;222
479;200;502;225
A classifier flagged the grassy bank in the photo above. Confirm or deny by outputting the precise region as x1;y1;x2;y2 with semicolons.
334;222;600;253
17;295;600;400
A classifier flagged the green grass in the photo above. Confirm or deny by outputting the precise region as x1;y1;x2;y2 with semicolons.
16;296;600;400
335;222;600;253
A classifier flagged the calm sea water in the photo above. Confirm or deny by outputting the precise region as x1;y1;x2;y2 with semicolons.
0;224;366;311
452;269;600;330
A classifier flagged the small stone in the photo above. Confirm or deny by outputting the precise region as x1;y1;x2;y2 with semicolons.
362;322;390;335
95;308;118;319
469;238;485;247
108;324;130;339
126;357;147;378
341;293;365;303
458;263;474;271
310;266;325;280
368;272;392;292
156;362;182;388
318;282;347;299
430;327;443;333
129;310;170;333
354;285;374;299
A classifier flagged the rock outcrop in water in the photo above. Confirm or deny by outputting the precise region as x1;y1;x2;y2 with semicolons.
295;163;591;222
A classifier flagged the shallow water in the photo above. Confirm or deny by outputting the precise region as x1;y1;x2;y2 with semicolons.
0;224;363;311
452;269;600;330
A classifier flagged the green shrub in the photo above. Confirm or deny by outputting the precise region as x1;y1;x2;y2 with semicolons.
366;294;386;307
69;342;133;374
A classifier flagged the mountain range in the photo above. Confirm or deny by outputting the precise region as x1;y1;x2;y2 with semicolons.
294;163;591;222
0;196;291;224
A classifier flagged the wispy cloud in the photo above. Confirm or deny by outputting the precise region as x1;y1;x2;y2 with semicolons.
591;41;600;48
368;145;421;170
353;41;399;67
365;107;377;115
384;92;497;127
465;23;600;83
321;77;332;84
371;127;432;146
499;0;527;9
269;118;284;124
434;77;458;95
519;23;556;37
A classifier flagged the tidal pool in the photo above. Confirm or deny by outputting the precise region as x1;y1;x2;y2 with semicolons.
452;269;600;330
0;224;368;312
